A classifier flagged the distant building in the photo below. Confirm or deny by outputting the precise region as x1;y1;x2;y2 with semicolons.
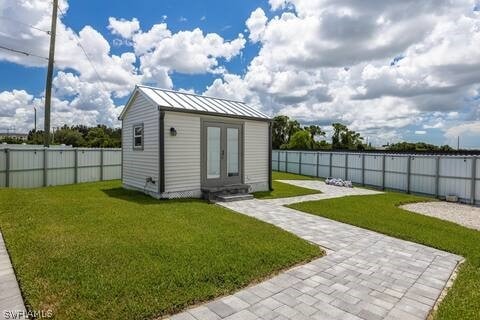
0;132;28;140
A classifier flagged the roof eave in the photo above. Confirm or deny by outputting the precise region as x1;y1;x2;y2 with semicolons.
159;106;272;122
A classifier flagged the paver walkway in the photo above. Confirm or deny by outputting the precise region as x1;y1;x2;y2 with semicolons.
170;181;463;320
0;233;26;320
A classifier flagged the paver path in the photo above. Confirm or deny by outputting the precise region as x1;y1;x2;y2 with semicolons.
0;233;26;320
170;181;463;320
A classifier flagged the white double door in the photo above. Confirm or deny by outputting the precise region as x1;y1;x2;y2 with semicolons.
202;121;242;187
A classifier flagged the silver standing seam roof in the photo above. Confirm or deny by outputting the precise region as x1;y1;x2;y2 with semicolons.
119;85;270;121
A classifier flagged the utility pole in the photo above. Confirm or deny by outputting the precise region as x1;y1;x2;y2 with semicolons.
457;136;460;150
44;0;58;147
34;107;37;131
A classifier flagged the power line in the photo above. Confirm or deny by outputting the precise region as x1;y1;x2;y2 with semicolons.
57;6;109;93
0;44;48;60
0;16;51;35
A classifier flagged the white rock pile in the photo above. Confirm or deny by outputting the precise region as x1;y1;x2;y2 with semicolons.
325;177;353;188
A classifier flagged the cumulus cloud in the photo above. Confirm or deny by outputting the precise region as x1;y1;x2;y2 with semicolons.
135;27;245;74
246;8;268;42
0;0;246;132
107;17;140;39
2;0;479;147
206;0;480;146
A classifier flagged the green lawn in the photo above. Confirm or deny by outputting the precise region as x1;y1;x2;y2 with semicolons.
0;181;322;320
289;192;480;320
253;171;321;199
272;171;319;180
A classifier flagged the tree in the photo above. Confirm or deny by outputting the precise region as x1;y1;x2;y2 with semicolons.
332;123;347;149
287;119;301;142
53;126;86;147
332;123;364;150
386;142;454;152
272;115;289;149
272;115;303;149
86;127;109;147
27;130;44;144
304;125;325;148
283;130;313;150
25;125;121;147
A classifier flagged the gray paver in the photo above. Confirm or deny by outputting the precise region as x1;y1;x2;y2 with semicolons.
167;180;463;319
0;232;26;320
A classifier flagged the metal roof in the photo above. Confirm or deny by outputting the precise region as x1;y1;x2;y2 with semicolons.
119;85;270;121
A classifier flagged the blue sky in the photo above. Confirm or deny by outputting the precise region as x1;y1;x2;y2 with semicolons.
0;0;266;99
0;0;479;148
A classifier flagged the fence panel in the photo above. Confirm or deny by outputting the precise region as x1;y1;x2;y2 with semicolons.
273;150;479;205
300;152;317;177
347;154;363;184
287;152;300;174
0;150;6;187
0;147;121;188
9;149;44;188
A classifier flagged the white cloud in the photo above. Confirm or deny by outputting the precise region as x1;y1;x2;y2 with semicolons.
2;0;479;147
206;0;480;146
135;27;245;75
0;1;246;132
107;17;140;39
415;130;427;135
445;122;480;138
444;121;480;148
246;8;268;42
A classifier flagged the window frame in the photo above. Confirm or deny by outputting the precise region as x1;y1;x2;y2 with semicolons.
132;123;144;150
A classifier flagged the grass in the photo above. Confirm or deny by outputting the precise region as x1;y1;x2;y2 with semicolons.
289;192;480;320
0;181;322;320
271;171;319;180
253;171;321;199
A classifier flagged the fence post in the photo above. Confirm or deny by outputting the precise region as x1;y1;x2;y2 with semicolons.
285;151;288;173
406;156;411;194
361;154;365;186
277;150;280;171
5;149;10;188
329;152;333;177
74;149;78;184
43;148;48;187
299;151;302;175
316;152;320;178
100;149;104;181
381;154;386;190
435;156;440;198
345;153;348;180
471;157;477;205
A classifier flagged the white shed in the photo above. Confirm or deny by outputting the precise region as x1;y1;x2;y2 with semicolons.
118;85;272;201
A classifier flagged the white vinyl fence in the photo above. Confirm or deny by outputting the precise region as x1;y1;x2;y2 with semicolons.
0;147;121;188
273;150;480;205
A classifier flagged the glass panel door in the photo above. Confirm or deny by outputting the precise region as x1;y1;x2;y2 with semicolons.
203;121;242;187
207;126;221;179
227;128;239;177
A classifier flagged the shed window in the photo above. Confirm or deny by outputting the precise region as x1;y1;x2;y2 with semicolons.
133;125;143;149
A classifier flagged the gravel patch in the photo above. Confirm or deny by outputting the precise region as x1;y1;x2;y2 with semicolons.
401;202;480;231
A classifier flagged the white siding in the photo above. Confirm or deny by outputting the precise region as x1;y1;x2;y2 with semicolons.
164;112;201;194
122;93;159;193
244;120;269;192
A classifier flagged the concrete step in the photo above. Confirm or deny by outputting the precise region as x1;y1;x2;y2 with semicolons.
215;193;254;202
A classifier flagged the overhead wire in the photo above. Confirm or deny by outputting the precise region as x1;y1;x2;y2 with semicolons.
57;5;110;93
0;15;51;35
0;44;48;60
0;4;110;92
